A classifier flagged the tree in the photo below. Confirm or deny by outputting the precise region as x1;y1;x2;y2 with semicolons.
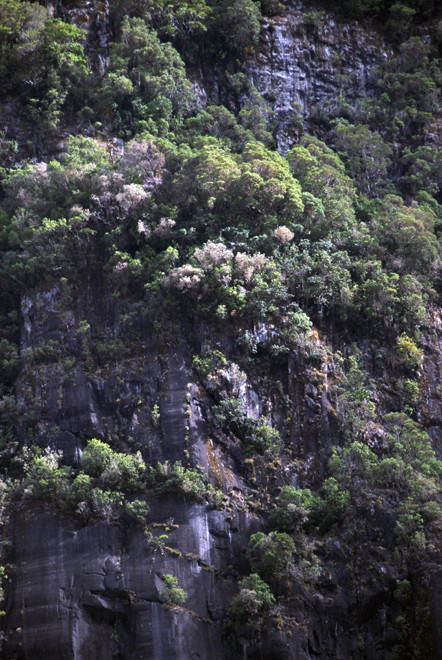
331;119;392;196
287;136;356;238
96;16;195;136
0;0;87;134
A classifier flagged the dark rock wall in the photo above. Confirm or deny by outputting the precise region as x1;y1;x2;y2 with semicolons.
247;6;390;151
5;505;258;660
4;279;442;658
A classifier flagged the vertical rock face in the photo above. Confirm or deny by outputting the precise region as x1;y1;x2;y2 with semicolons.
58;0;111;73
5;282;442;659
247;7;389;150
1;285;339;659
5;506;259;660
420;309;442;458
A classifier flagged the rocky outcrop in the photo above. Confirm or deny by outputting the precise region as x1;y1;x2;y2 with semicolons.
4;504;258;660
4;280;442;658
420;309;442;458
247;6;389;151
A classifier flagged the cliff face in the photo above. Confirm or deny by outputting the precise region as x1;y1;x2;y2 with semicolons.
4;284;336;658
1;1;441;659
3;282;442;659
247;8;389;151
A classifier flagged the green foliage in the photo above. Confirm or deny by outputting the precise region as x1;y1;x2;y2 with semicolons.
310;478;350;532
287;135;356;239
364;38;441;142
396;332;423;370
246;531;296;585
213;396;244;430
84;488;124;522
0;1;442;638
95;16;195;136
0;339;19;383
151;403;161;428
69;473;93;505
20;442;150;521
146;531;168;553
80;439;115;478
368;195;441;275
160;573;186;606
331;119;392;196
213;399;282;457
328;410;441;560
226;573;275;626
23;447;70;501
330;413;442;500
0;394;18;465
282;240;356;320
271;486;316;533
192;348;227;380
247;417;283;458
394;579;412;605
331;0;436;22
171;139;303;244
148;0;212;47
81;439;146;492
148;461;210;501
334;353;376;442
221;0;262;55
0;0;87;133
395;501;426;557
400;146;442;199
387;4;416;40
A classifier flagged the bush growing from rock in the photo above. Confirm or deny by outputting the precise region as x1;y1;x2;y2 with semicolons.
160;573;186;606
226;573;275;626
246;531;296;585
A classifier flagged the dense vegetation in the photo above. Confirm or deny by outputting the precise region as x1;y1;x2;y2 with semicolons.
0;0;441;655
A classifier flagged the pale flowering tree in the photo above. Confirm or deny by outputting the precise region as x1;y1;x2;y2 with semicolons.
115;183;149;214
234;252;269;283
272;226;294;245
166;264;203;291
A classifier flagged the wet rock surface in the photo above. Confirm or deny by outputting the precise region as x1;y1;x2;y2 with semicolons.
247;6;389;151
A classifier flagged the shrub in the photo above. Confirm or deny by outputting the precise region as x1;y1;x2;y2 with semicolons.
396;333;423;370
80;439;114;478
81;439;146;491
247;418;283;458
300;554;321;583
212;396;245;432
394;579;412;606
192;349;227;379
272;486;316;533
23;447;70;501
148;461;208;500
125;499;150;524
0;339;19;383
226;573;275;626
95;16;194;136
146;532;168;554
310;478;350;532
69;473;93;506
160;574;186;606
246;531;296;585
395;501;426;557
84;488;124;522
